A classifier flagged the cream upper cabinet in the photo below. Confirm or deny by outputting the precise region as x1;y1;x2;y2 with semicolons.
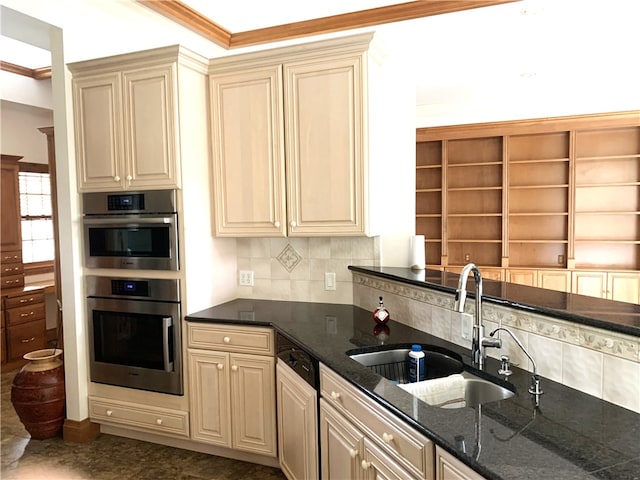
283;54;364;236
209;33;415;237
210;65;286;236
70;46;206;192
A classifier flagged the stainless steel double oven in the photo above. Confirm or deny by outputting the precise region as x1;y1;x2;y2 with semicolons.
83;190;183;395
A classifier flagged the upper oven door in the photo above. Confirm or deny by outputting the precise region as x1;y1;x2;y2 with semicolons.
83;214;179;270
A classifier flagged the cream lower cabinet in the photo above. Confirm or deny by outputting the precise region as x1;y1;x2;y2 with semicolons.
70;46;207;192
435;446;486;480
277;360;318;480
320;364;435;480
187;324;276;457
88;396;189;438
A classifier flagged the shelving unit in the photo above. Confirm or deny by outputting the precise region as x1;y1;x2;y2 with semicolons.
415;141;442;266
574;127;639;270
446;136;503;267
507;132;570;268
415;111;640;301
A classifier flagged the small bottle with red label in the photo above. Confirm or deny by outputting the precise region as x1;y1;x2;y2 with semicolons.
373;296;390;324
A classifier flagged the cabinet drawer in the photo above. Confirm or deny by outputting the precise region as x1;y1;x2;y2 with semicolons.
0;250;22;263
89;396;189;438
1;262;23;276
187;323;274;355
6;303;46;326
321;365;433;480
4;292;44;309
1;274;25;290
7;319;46;360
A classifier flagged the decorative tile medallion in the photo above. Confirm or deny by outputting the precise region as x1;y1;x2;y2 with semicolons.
277;244;302;272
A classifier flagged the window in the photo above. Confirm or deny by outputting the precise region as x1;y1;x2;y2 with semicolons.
19;164;54;264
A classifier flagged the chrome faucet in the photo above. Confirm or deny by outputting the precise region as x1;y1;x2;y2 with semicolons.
454;263;500;368
489;327;544;403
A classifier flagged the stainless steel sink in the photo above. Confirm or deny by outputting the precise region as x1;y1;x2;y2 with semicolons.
399;371;515;408
347;344;515;408
347;345;464;384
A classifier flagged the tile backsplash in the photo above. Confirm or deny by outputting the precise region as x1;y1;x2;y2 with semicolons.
236;237;378;304
352;272;640;414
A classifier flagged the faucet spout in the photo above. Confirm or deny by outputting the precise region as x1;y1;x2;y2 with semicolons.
490;327;544;400
455;263;485;367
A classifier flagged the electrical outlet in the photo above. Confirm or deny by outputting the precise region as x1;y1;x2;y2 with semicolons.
239;270;254;286
325;272;336;291
558;254;565;265
461;312;473;340
464;253;471;262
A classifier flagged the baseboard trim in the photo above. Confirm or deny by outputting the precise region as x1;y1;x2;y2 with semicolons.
63;417;100;443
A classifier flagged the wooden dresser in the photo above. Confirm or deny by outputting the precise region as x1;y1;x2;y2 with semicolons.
1;154;47;369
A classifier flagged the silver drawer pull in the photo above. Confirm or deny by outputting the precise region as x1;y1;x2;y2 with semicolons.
20;298;34;303
20;311;35;317
21;337;36;343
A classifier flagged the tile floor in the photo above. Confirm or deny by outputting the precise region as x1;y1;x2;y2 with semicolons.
1;370;286;480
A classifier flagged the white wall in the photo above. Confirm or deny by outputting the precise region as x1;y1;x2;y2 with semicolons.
0;100;53;162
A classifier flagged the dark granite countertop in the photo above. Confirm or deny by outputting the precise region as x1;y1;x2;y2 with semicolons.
349;266;640;337
186;299;640;480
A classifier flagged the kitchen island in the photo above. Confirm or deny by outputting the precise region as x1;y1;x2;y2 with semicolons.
186;297;640;480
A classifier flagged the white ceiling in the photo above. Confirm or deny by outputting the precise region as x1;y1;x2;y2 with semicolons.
1;0;639;111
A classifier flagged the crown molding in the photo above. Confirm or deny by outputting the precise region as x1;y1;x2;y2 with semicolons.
0;61;51;80
138;0;518;49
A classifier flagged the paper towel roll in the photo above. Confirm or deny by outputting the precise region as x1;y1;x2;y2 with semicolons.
410;235;425;270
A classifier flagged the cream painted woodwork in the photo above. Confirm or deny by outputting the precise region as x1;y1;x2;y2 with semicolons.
210;37;364;237
572;271;640;303
70;46;208;192
187;323;276;457
320;364;435;480
417;112;639;303
88;396;189;438
320;399;363;480
209;65;286;236
276;360;318;480
210;32;414;238
435;446;486;480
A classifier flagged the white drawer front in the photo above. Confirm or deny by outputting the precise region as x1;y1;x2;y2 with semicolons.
89;396;189;438
187;323;274;354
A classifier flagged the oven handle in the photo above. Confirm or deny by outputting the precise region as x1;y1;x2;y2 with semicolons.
163;316;174;372
84;216;175;226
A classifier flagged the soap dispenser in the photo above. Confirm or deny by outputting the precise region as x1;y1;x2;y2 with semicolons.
373;296;390;324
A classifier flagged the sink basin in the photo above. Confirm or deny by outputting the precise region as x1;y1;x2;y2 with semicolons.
399;371;515;408
347;344;464;384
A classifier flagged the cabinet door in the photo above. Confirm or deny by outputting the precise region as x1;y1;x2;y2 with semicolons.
277;361;319;480
506;269;537;287
123;64;180;190
362;437;419;480
210;66;286;236
572;271;606;298
435;446;485;480
607;272;639;303
73;72;124;191
538;270;571;293
1;158;22;252
284;54;365;236
230;353;277;456
188;349;232;447
320;399;363;480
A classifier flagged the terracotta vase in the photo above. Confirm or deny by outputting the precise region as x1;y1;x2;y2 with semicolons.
11;348;65;440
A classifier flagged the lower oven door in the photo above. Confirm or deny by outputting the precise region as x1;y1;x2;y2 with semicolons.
87;296;183;395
